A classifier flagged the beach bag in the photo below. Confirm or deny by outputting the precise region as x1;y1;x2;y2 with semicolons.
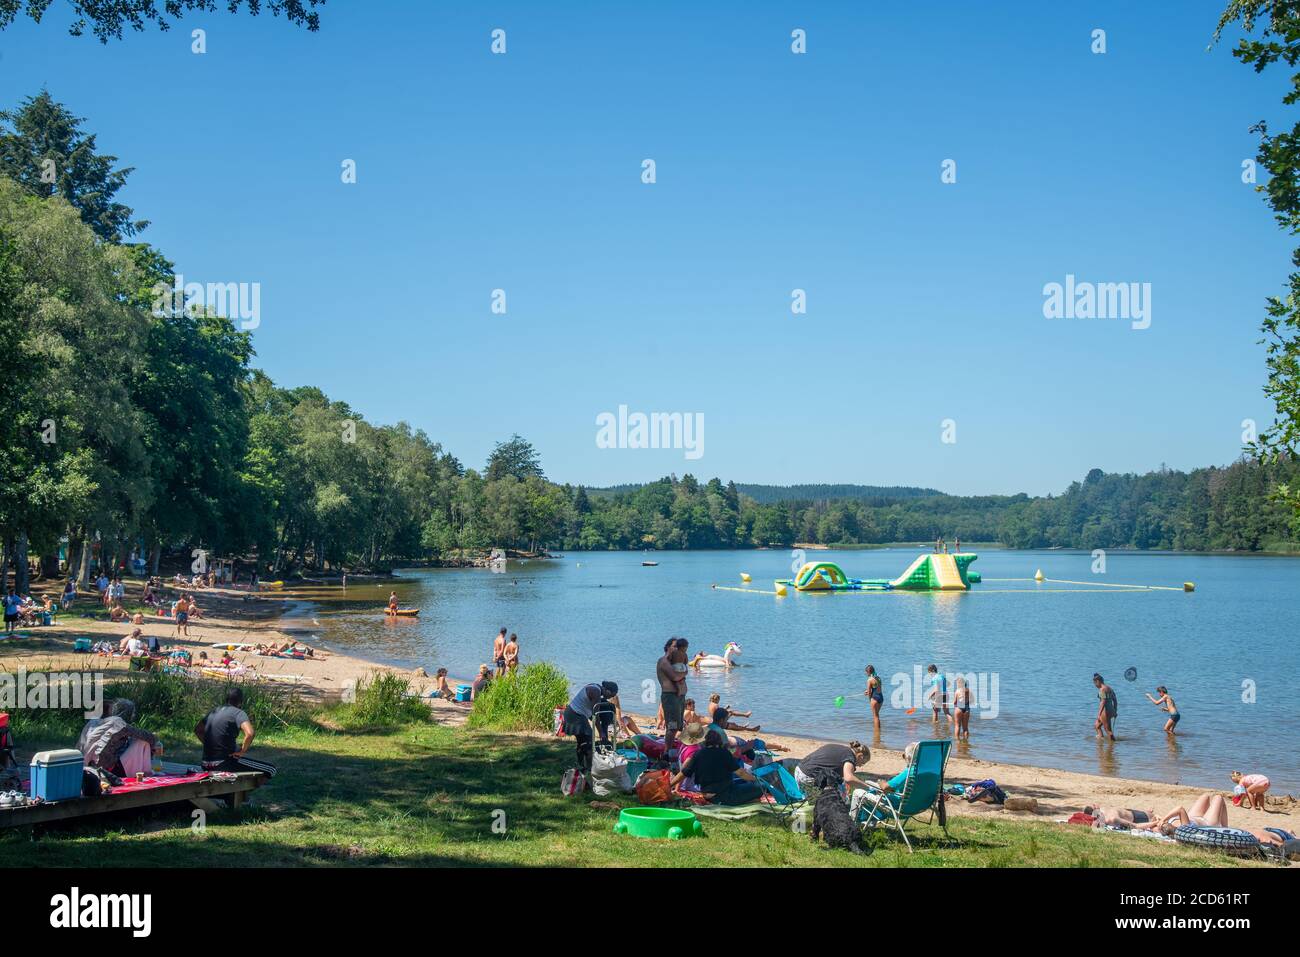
589;750;631;797
964;780;1006;805
560;768;586;796
553;707;566;737
635;769;673;805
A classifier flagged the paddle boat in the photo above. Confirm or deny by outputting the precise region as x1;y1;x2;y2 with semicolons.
385;607;420;617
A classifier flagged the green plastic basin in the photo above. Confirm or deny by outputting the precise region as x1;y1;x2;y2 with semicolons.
613;806;703;840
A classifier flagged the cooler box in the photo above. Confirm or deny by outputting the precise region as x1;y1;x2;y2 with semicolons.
617;749;647;782
30;749;84;802
454;685;473;702
73;637;91;652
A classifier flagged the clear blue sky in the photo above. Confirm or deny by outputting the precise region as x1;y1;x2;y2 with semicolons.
1;1;1289;495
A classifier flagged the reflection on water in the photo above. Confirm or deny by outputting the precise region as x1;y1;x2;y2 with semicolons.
298;548;1300;792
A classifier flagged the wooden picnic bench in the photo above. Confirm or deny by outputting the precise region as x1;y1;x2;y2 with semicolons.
0;770;265;829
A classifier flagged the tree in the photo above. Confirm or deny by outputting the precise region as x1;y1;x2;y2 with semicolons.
485;434;544;482
0;1;323;43
0;91;146;240
1218;0;1300;520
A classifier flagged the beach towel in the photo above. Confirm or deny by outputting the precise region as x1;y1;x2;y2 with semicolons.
692;803;766;822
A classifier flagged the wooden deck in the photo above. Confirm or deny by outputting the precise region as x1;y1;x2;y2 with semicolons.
0;771;265;829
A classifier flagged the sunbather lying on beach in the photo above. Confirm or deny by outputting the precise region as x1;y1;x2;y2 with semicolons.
1081;805;1158;829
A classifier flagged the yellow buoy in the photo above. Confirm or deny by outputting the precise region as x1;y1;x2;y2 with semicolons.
1033;569;1045;582
1183;582;1195;592
740;573;752;583
774;581;788;597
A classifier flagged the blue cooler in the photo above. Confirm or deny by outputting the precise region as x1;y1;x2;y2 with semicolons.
30;749;84;801
454;684;473;702
617;749;647;782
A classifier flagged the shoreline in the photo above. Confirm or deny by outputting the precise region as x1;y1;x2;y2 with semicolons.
4;579;1297;835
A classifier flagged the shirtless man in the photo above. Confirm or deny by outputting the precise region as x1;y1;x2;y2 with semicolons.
492;627;508;675
503;633;519;674
657;637;689;761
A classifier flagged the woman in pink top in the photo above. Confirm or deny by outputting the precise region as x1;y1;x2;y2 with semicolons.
1231;771;1270;810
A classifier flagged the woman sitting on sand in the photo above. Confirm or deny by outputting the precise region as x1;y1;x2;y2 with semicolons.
432;668;456;701
1231;771;1270;810
470;664;492;700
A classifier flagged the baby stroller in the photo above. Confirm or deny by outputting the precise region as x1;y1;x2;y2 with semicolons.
587;698;630;796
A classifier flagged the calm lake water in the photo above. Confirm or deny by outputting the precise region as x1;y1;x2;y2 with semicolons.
298;548;1300;792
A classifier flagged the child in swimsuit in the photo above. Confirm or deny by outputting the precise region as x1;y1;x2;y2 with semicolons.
864;665;884;733
951;675;972;740
1231;771;1270;810
1145;685;1180;735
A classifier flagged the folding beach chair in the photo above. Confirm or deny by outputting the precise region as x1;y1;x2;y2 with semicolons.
752;761;809;822
853;739;952;853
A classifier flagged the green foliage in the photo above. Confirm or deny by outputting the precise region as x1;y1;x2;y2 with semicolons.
6;669;312;742
466;662;569;733
0;90;145;240
338;671;429;727
1219;1;1300;525
0;1;324;43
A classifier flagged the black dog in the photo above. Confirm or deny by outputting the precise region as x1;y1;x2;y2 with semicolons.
810;787;868;854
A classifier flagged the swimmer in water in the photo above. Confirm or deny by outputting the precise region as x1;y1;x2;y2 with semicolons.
1144;685;1180;735
863;664;883;734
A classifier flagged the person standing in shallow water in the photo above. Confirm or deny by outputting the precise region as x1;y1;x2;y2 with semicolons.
863;665;883;735
1094;673;1117;741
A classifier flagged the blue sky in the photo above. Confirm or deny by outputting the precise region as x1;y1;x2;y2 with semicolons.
1;1;1289;495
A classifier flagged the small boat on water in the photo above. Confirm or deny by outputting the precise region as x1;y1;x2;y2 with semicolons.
385;608;420;616
641;561;658;567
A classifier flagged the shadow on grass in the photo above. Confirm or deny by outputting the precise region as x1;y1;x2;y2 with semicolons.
0;728;596;866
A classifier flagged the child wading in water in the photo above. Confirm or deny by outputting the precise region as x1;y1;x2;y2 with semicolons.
1144;685;1180;735
863;664;883;734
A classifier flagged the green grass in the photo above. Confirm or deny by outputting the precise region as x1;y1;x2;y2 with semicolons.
0;709;1269;868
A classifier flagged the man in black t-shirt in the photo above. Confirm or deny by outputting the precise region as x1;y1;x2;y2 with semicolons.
194;687;276;778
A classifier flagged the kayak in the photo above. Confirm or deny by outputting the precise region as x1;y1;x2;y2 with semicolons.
385;608;420;616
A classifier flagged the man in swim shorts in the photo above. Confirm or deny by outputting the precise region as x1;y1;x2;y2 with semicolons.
492;626;507;675
657;637;688;762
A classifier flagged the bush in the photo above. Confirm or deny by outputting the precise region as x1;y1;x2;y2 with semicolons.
467;661;569;732
5;669;313;744
342;671;430;726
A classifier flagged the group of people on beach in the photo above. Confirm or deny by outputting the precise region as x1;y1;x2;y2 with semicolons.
428;626;520;703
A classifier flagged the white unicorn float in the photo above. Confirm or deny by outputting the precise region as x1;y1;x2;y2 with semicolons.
689;641;742;670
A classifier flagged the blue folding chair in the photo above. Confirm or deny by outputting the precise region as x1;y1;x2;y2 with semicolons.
752;761;809;822
853;739;952;852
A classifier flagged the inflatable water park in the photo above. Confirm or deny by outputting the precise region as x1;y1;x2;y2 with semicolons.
712;551;1195;597
776;553;982;593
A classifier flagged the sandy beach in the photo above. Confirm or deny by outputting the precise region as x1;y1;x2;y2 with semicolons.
4;579;1297;837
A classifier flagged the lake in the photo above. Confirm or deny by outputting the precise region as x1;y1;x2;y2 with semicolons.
299;547;1300;793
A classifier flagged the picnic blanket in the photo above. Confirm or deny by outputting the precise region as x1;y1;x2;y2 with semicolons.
108;771;211;794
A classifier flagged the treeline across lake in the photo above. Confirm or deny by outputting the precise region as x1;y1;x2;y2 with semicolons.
3;92;1299;594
